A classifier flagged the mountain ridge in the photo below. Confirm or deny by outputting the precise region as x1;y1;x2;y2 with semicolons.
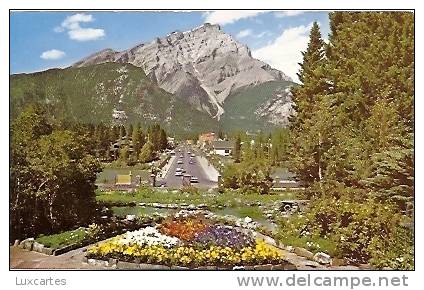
71;23;292;119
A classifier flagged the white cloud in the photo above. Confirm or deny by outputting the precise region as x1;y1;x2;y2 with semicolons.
61;13;94;30
53;26;65;33
55;13;105;41
252;23;313;83
68;28;105;41
256;31;273;38
236;29;252;38
203;11;266;25
274;11;305;18
40;49;66;60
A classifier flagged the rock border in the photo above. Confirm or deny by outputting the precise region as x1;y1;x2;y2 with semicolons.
82;256;296;270
18;238;83;256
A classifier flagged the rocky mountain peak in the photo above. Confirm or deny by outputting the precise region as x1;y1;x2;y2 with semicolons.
72;48;117;68
72;23;292;119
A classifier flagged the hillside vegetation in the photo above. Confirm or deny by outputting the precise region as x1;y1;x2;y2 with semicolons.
10;63;219;134
221;81;295;132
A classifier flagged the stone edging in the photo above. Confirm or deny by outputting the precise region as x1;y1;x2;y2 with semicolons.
252;232;334;269
83;256;296;270
17;238;81;256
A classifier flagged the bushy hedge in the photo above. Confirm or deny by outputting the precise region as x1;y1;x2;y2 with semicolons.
277;189;413;269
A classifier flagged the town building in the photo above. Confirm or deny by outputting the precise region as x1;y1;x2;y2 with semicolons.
198;132;217;148
211;140;235;156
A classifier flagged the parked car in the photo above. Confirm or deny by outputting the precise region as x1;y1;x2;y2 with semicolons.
191;153;195;157
175;171;183;177
177;160;183;164
190;176;199;183
189;160;194;165
170;150;175;155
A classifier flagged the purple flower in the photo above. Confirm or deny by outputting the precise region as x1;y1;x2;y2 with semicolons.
193;225;254;249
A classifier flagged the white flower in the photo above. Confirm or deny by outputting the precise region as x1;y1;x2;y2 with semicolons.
117;227;180;248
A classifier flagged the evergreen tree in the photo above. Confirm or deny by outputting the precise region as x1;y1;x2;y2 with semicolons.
139;141;156;163
119;125;126;140
93;123;110;158
110;126;119;143
148;124;160;151
139;130;146;148
159;129;168;150
269;128;290;165
132;124;142;159
326;12;414;130
324;12;414;193
233;134;241;163
288;12;414;203
288;21;328;185
127;123;133;138
118;145;129;165
290;21;327;125
242;139;254;162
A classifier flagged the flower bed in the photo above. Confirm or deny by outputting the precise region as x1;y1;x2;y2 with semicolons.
24;216;159;256
116;227;180;248
87;213;286;269
159;216;209;242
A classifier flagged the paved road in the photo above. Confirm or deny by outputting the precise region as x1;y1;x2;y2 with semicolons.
162;145;217;189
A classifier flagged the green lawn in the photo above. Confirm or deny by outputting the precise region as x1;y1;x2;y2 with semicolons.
276;233;338;257
35;228;87;249
96;188;299;208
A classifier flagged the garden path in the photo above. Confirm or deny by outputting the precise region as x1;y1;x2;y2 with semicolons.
10;246;106;270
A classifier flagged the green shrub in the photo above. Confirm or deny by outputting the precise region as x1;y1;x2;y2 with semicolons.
276;213;338;256
367;225;414;270
86;223;105;241
277;192;413;268
222;159;273;194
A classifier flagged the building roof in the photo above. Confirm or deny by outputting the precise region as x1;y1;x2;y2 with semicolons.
211;140;234;150
199;132;216;142
116;174;132;185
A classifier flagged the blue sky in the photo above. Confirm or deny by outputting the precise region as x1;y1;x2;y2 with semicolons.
10;11;330;81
